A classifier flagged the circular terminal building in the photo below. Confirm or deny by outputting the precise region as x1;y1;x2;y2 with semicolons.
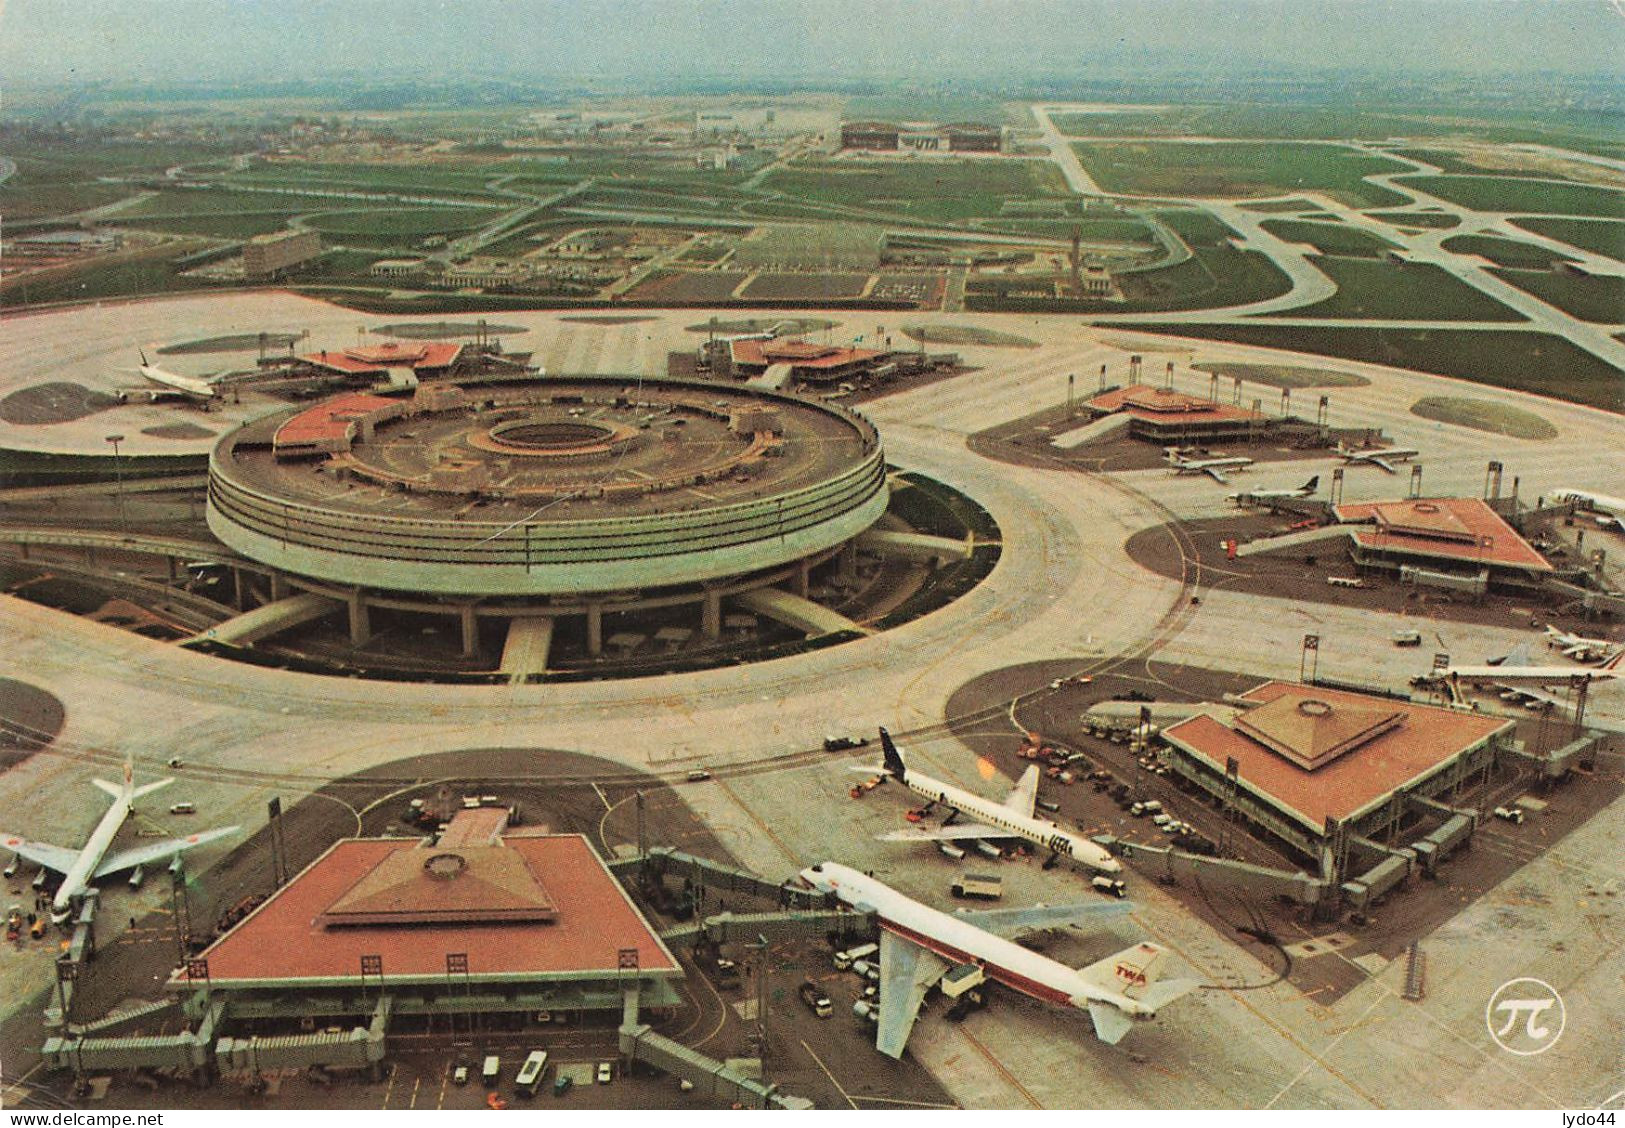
207;375;905;668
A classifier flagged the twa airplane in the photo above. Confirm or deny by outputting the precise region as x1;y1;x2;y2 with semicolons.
801;862;1200;1056
1544;626;1620;664
1228;475;1318;505
1546;489;1625;531
1163;447;1253;483
115;350;225;404
1335;442;1420;473
1;756;237;925
860;728;1122;875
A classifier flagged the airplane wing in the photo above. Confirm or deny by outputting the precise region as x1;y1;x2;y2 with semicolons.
874;928;949;1059
1369;456;1397;473
1493;683;1564;710
1201;465;1229;484
92;825;238;879
952;900;1133;938
0;832;80;876
1494;643;1534;668
880;822;1003;843
1002;765;1040;816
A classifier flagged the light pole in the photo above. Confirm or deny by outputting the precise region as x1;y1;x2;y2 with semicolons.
104;433;126;530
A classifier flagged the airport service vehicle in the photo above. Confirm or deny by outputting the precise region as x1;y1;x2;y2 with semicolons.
515;1051;548;1097
799;980;834;1017
452;1065;469;1086
1393;629;1423;647
1493;806;1526;825
553;1075;573;1097
801;862;1197;1057
1163;446;1253;483
1092;876;1128;898
859;728;1122;875
823;734;870;751
685;769;712;782
950;873;1003;900
481;1056;501;1086
1227;475;1319;504
833;942;879;971
1;754;238;925
1335;442;1421;473
596;1062;613;1084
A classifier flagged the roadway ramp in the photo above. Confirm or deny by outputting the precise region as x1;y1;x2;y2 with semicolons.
183;592;340;647
500;616;554;682
857;528;974;563
1235;525;1354;558
733;587;866;637
748;362;796;391
1051;412;1132;450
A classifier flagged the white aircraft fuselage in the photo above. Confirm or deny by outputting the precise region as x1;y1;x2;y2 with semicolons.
805;863;1175;1017
895;770;1121;874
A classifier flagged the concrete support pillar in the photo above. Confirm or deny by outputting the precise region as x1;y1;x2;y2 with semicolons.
270;573;290;602
838;540;858;580
586;601;603;657
231;567;246;611
702;589;722;640
459;605;479;658
793;559;811;598
347;589;371;648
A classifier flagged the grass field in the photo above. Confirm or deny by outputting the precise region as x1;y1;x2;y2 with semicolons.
1071;141;1411;208
1488;268;1625;324
1294;258;1523;321
1440;235;1568;269
968;239;1290;314
1506;217;1625;260
740;273;870;300
302;207;505;245
1395;175;1625;218
0;241;217;305
758;159;1067;223
1120;323;1623;412
1259;219;1400;257
1153;209;1242;246
1050;105;1624;157
1371;210;1461;229
1410;396;1558;439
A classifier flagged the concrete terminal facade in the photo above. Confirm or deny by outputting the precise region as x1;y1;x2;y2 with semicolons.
205;374;892;661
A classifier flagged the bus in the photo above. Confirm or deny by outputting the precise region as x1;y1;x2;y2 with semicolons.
515;1050;548;1098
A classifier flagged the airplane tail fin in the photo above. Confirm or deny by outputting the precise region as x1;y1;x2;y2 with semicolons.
878;727;906;780
1303;475;1319;493
1078;941;1169;1001
139;348;150;367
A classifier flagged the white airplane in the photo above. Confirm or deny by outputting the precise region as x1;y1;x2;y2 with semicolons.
1546;489;1625;530
0;755;238;925
1432;644;1625;687
1163;447;1253;484
1227;475;1319;505
115;350;224;404
1335;442;1420;473
860;728;1122;875
801;861;1199;1056
1543;625;1620;663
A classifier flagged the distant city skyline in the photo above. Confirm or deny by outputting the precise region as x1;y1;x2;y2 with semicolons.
1;0;1621;87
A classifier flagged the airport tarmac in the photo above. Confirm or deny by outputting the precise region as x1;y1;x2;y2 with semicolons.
1;294;1622;1108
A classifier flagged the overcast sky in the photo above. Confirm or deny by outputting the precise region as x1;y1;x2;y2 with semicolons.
1;0;1620;85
